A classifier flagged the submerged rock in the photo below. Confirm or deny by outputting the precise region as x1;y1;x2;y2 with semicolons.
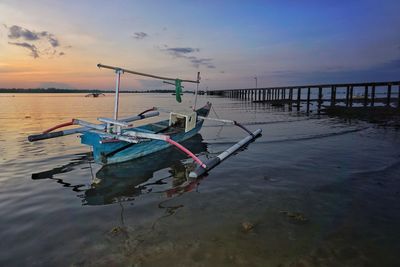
109;226;128;236
241;221;255;232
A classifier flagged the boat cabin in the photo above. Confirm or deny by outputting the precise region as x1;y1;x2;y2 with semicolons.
169;111;197;132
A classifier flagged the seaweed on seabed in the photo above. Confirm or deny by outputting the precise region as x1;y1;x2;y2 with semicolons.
279;210;308;224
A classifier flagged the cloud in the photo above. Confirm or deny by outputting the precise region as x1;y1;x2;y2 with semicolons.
166;47;200;55
7;25;42;41
133;32;148;40
161;46;216;69
5;24;64;58
8;42;39;58
6;25;60;46
187;56;215;69
48;35;59;47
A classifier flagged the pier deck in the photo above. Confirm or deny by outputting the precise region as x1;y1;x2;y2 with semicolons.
207;81;400;114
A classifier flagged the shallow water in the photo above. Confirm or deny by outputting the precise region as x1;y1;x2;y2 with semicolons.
0;93;399;267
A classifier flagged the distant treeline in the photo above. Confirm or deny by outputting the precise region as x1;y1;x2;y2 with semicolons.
0;88;194;94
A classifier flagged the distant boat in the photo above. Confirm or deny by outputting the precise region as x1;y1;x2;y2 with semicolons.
85;93;105;97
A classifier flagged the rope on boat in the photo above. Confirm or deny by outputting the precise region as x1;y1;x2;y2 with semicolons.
233;121;254;137
211;105;220;119
198;116;254;136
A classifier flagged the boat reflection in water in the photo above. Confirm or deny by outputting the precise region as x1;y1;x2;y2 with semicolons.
32;134;208;206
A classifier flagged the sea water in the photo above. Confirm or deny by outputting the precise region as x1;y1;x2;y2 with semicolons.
0;93;399;266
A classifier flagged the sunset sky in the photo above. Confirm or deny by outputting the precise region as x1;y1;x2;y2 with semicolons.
0;0;399;90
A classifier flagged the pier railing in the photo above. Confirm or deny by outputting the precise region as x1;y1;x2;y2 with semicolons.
207;81;400;113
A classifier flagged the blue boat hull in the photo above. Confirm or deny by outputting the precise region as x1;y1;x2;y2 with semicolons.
81;103;211;165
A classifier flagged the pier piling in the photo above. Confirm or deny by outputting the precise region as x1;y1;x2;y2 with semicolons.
318;87;323;114
297;88;301;111
364;86;368;107
371;85;376;107
349;86;354;107
387;84;391;107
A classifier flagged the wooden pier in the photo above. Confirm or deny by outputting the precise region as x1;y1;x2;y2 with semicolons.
207;81;400;114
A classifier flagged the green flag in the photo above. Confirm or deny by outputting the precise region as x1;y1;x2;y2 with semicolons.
175;79;182;103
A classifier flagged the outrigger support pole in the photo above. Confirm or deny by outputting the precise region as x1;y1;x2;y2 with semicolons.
189;128;262;178
27;110;159;142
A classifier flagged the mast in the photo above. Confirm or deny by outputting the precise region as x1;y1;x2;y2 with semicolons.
193;72;200;110
114;69;123;120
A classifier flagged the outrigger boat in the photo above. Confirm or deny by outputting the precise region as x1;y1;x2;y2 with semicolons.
28;64;262;178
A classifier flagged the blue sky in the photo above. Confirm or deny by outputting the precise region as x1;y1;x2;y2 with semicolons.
0;0;399;90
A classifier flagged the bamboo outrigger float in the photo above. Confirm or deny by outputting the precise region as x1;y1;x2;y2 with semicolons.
28;64;262;178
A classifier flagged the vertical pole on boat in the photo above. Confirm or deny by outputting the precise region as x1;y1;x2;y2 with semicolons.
114;69;123;120
193;72;200;110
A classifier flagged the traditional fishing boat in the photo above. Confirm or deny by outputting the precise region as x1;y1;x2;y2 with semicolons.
28;64;262;178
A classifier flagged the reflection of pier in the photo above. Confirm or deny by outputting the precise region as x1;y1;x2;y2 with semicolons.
208;81;400;114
